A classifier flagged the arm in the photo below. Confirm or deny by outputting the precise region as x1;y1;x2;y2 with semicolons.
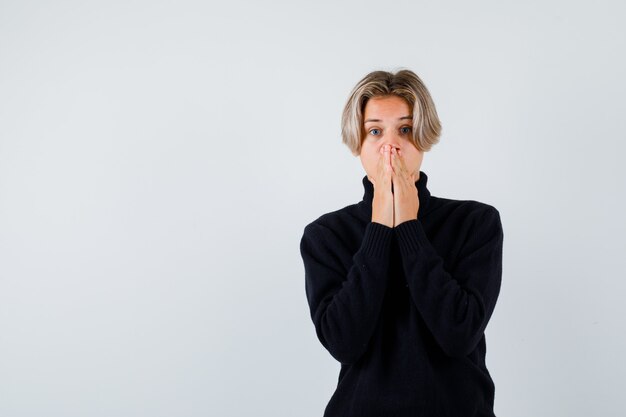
394;207;504;358
300;221;393;365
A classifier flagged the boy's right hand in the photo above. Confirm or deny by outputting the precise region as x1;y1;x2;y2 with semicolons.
367;144;394;228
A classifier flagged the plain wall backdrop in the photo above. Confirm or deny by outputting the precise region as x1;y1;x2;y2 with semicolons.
1;1;625;416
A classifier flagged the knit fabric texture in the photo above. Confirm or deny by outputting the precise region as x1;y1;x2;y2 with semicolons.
300;171;504;417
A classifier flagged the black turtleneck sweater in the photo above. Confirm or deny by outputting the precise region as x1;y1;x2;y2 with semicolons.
299;171;504;417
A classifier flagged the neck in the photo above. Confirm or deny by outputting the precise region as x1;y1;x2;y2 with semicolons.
358;170;432;221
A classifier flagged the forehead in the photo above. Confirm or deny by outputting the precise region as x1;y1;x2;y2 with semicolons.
363;95;411;118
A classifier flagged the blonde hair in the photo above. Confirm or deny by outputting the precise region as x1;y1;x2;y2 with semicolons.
341;69;442;156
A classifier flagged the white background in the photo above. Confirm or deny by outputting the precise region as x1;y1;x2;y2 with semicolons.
1;1;625;416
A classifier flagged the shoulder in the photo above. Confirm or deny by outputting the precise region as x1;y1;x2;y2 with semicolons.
300;205;362;270
299;202;369;264
301;203;361;238
429;195;503;248
430;195;501;224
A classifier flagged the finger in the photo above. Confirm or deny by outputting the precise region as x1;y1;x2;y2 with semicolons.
393;148;409;179
384;145;392;173
376;146;387;185
392;147;402;168
391;147;402;176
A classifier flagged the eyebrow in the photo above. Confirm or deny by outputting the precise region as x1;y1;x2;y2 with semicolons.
364;116;413;123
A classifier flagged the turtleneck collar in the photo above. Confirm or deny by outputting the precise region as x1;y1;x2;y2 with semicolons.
358;170;432;221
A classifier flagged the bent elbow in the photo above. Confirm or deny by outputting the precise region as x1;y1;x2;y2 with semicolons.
328;345;365;365
315;322;367;365
439;327;486;358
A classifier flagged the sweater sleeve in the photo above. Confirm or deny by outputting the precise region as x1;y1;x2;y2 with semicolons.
394;207;504;358
300;221;393;365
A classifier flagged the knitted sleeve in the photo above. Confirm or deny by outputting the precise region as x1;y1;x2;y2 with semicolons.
300;221;393;365
394;206;504;358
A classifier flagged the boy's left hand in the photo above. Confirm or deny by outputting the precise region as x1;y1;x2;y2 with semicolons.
390;147;420;227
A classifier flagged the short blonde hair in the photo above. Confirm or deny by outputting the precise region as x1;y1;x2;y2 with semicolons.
341;69;442;156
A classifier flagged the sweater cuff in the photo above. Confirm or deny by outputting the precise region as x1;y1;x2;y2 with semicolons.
394;219;427;256
361;221;393;258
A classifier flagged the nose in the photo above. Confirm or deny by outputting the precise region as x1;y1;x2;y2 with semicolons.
380;140;401;153
380;131;403;152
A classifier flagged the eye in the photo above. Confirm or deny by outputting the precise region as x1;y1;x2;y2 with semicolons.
369;128;381;136
400;126;412;135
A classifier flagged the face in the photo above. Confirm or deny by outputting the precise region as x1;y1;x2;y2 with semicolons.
359;95;424;182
